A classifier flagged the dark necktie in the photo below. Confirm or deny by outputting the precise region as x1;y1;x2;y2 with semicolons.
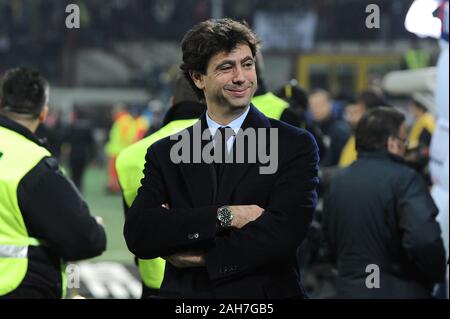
213;126;233;183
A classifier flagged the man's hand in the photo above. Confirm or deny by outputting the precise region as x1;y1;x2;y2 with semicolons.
163;251;205;268
94;216;104;226
228;205;264;229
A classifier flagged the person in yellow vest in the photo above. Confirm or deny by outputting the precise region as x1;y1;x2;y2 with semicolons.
116;73;206;298
339;90;387;167
0;67;106;299
105;106;149;193
401;38;432;70
251;54;303;127
275;79;326;159
408;94;436;149
405;93;436;180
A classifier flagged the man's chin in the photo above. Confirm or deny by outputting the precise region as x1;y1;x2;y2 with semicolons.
227;97;252;110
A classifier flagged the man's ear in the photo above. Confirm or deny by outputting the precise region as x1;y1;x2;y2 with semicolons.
387;136;396;154
190;71;205;90
38;105;49;124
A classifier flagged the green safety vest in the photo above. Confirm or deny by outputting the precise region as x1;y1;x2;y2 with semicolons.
405;49;430;70
0;126;66;297
116;118;199;289
251;92;289;120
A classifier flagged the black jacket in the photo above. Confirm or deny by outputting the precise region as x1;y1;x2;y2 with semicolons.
124;105;319;298
0;115;107;299
324;151;446;298
318;116;351;167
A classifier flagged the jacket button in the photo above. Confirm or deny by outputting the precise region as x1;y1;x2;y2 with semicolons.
187;233;194;240
193;233;199;239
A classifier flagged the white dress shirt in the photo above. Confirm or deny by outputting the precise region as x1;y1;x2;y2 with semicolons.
206;106;250;152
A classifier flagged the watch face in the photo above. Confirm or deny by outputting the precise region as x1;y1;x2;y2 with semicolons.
218;207;232;227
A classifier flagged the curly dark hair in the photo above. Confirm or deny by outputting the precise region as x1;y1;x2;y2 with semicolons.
180;18;260;98
0;67;49;118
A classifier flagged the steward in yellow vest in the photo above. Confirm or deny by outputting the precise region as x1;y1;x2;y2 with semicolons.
0;68;106;299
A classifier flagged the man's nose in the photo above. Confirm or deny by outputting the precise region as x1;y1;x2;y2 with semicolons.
232;65;246;84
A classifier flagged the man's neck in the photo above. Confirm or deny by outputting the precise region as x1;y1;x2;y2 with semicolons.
0;111;39;133
206;105;249;126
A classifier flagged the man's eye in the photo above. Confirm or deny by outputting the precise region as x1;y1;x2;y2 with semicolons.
243;61;254;68
220;65;232;70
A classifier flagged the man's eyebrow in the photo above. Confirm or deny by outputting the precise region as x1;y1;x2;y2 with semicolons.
215;60;235;69
241;56;254;63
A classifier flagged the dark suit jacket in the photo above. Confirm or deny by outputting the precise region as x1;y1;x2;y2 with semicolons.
124;105;319;298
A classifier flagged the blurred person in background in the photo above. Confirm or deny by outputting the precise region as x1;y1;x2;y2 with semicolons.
116;72;206;298
104;105;149;193
251;54;303;127
0;67;106;299
338;90;387;168
64;108;95;193
308;89;351;167
405;93;436;183
324;107;446;298
145;99;164;136
275;79;326;160
401;38;432;70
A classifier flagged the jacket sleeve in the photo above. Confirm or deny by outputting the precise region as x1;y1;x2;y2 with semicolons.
396;171;446;284
18;158;107;261
204;131;319;282
123;144;219;259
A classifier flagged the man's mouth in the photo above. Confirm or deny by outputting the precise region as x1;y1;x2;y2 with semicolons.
225;85;251;97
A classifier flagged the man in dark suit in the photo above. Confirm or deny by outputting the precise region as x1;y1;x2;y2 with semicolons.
124;18;319;298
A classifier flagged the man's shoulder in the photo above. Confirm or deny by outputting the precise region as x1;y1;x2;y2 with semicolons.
269;118;317;147
349;154;419;183
146;124;197;158
20;156;67;190
117;134;159;169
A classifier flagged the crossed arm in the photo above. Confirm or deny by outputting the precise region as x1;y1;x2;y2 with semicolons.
160;204;265;268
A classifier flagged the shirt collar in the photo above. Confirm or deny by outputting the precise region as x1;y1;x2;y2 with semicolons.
205;105;250;136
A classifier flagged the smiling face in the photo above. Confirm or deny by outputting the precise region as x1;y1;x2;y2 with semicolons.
190;43;257;118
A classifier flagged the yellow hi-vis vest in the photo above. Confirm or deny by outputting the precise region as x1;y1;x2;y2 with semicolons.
404;49;431;70
339;135;357;168
105;114;150;157
116;118;199;289
0;126;66;297
408;113;436;149
252;92;289;120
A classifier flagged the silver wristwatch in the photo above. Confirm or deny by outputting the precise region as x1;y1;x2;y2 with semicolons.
217;206;233;228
